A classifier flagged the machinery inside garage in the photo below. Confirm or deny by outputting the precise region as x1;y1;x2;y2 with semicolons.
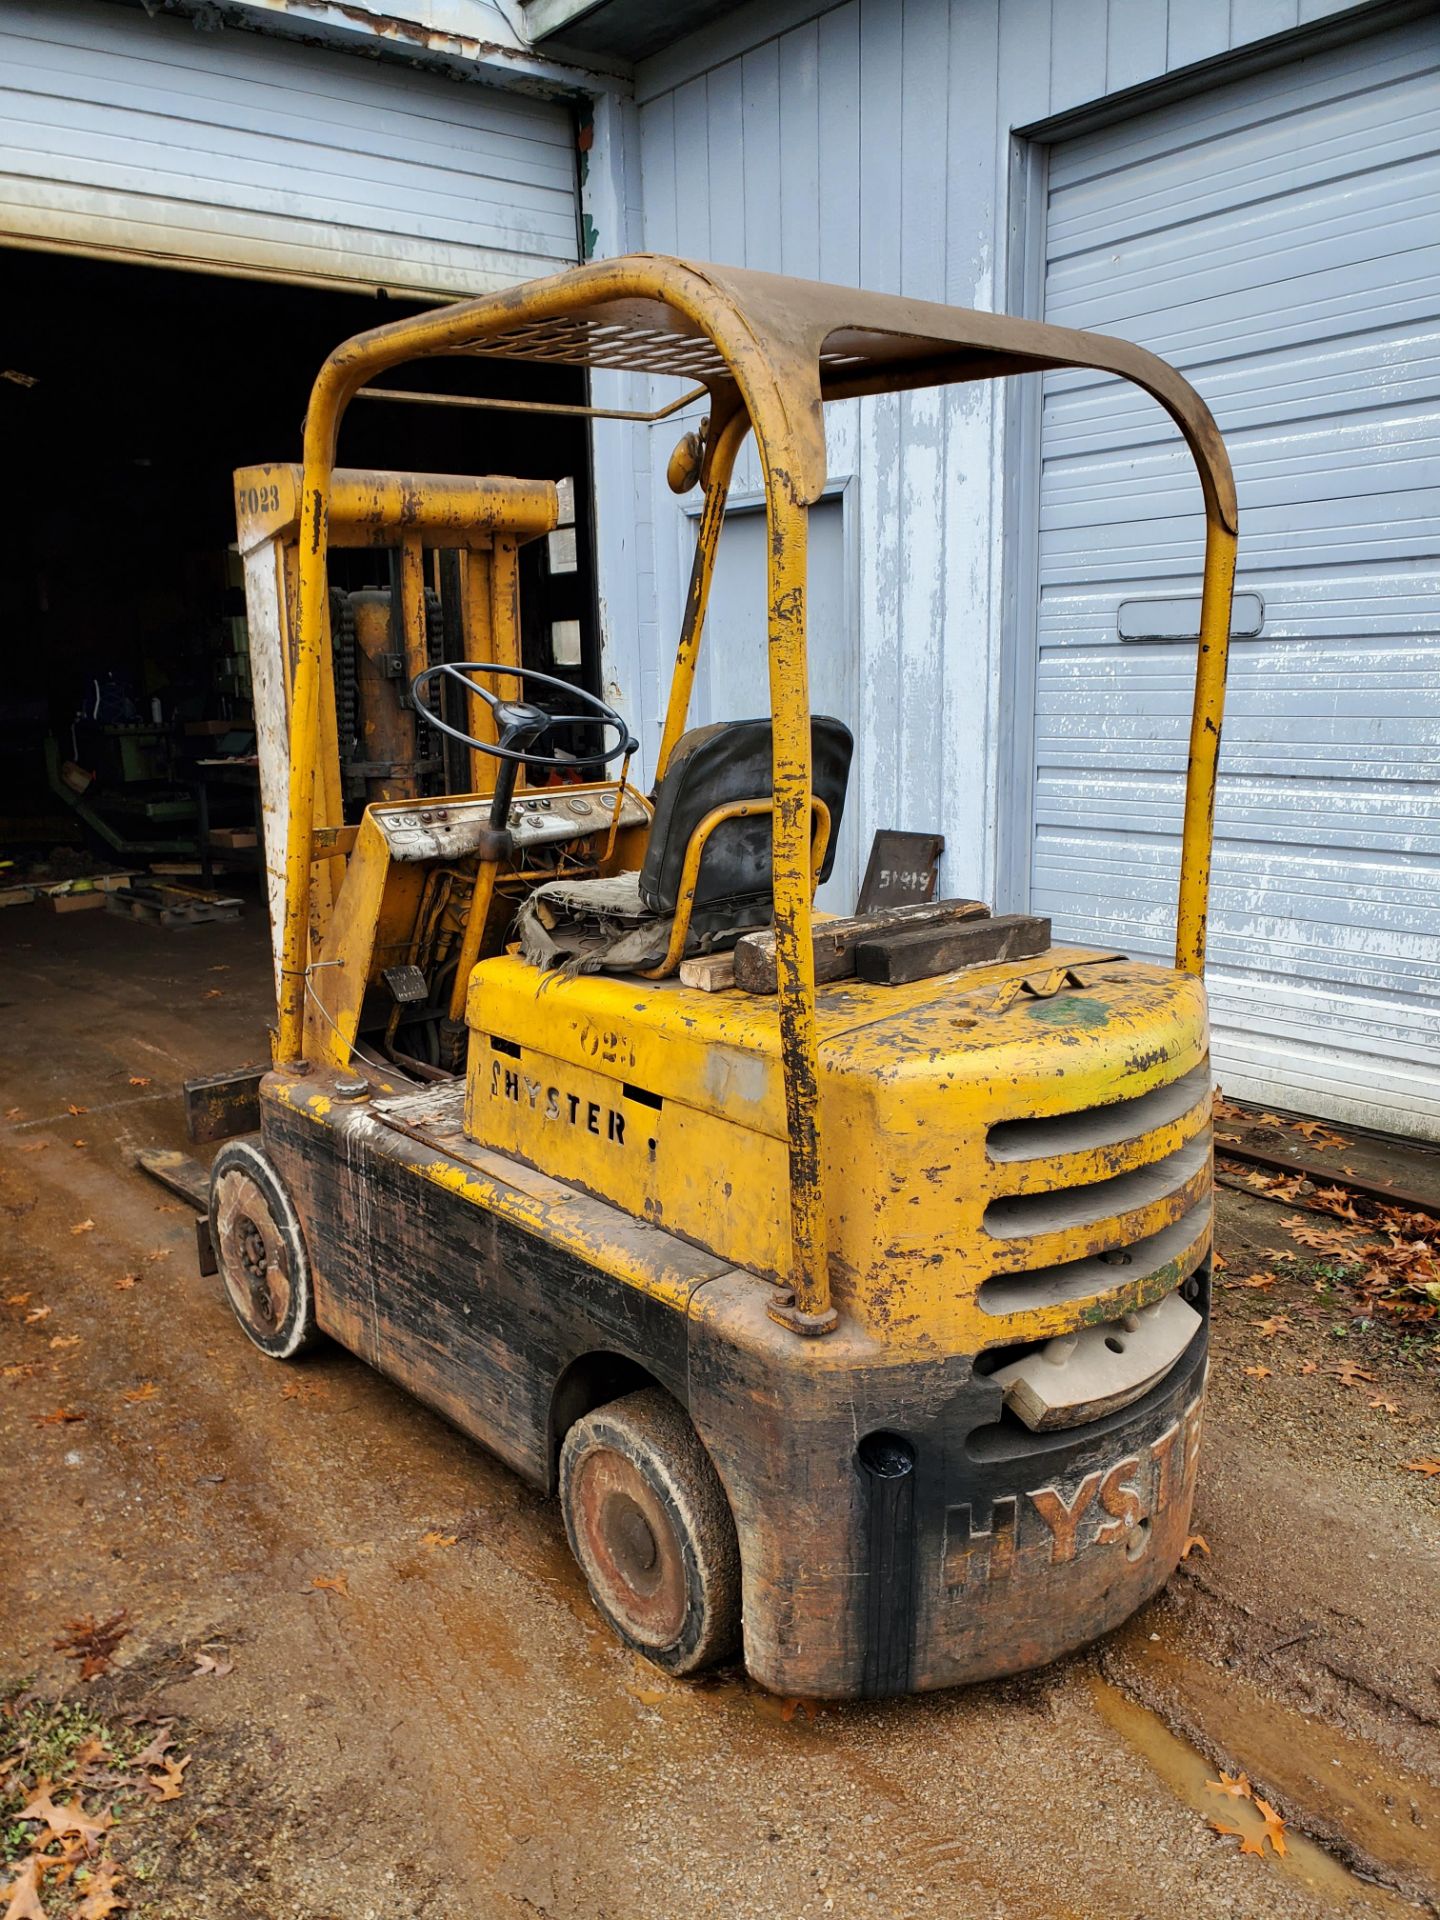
0;245;597;942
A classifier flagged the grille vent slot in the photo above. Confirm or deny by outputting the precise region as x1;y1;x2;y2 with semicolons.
987;1063;1209;1164
984;1131;1210;1241
978;1203;1210;1317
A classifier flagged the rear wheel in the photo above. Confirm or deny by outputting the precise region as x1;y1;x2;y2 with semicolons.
209;1140;317;1360
559;1388;740;1675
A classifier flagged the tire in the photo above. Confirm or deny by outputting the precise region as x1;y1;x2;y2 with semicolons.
559;1387;741;1676
209;1139;318;1361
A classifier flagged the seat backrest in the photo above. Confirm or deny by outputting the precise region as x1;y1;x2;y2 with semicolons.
639;716;853;920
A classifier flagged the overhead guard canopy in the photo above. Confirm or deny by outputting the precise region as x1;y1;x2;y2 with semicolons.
318;254;1237;533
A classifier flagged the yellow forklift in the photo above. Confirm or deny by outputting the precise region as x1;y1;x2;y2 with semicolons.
210;257;1236;1698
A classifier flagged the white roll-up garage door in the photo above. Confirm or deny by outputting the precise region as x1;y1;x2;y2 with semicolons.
0;0;578;297
1034;14;1440;1140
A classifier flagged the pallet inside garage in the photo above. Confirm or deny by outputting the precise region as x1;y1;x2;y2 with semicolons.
107;881;243;928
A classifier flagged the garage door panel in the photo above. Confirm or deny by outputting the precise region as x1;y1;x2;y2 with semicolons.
0;181;569;294
0;115;578;257
0;0;578;295
4;46;579;200
1048;333;1440;455
1042;578;1440;647
1;3;573;151
1033;12;1440;1139
1050;74;1440;258
1051;33;1434;212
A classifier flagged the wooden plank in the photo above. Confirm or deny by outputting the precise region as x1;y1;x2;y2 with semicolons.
854;914;1051;986
678;952;736;993
734;897;990;994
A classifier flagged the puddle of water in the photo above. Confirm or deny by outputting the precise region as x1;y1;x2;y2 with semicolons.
1112;1619;1440;1899
1089;1674;1417;1914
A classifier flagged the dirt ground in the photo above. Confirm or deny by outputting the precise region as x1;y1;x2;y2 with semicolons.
2;900;1438;1920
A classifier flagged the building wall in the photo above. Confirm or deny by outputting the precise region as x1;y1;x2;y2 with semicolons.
584;0;1376;912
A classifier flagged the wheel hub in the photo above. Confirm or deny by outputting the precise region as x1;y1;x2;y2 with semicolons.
572;1451;686;1648
214;1170;293;1341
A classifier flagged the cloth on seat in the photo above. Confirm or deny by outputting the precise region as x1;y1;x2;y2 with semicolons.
516;871;767;976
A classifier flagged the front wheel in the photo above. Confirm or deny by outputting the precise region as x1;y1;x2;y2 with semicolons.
559;1388;741;1675
209;1139;318;1361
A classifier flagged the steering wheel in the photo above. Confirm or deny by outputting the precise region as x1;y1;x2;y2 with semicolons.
411;661;638;769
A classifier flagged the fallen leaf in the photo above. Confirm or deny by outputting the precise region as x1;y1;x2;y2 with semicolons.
1254;1795;1288;1856
1239;1271;1278;1291
72;1737;107;1769
122;1382;158;1404
1368;1397;1399;1415
53;1611;129;1680
72;1140;87;1150
1255;1314;1292;1339
1298;1360;1319;1375
208;964;230;972
778;1696;819;1723
1206;1769;1252;1800
1279;1216;1361;1256
0;1856;47;1920
49;1334;81;1351
19;1779;113;1846
144;1754;190;1803
25;1306;52;1323
311;1572;349;1596
420;1531;457;1550
1243;1169;1304;1202
18;1141;47;1153
5;1291;30;1306
113;1275;137;1291
1402;1458;1440;1476
191;1653;233;1677
1311;1184;1361;1222
66;1104;88;1117
154;1204;182;1214
1182;1534;1210;1560
202;989;225;1000
1326;1361;1376;1389
127;1076;151;1088
1242;1366;1272;1380
1210;1819;1267;1857
144;1250;170;1264
33;1406;84;1426
3;1106;21;1120
1294;1119;1348;1150
73;1860;125;1919
130;1726;175;1770
70;1220;95;1236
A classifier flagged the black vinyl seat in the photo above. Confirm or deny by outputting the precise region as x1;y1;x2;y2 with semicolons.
514;716;853;975
640;715;852;930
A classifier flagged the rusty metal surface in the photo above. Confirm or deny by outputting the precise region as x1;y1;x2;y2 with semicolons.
183;1066;263;1145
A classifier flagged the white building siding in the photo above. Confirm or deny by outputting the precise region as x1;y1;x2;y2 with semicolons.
1034;15;1440;1136
0;0;579;295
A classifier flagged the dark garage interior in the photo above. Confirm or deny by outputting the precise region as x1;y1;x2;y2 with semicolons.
0;243;598;942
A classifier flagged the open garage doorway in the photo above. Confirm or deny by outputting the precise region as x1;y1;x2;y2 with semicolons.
0;246;597;948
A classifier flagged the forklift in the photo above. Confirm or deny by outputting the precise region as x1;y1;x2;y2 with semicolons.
207;257;1236;1698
